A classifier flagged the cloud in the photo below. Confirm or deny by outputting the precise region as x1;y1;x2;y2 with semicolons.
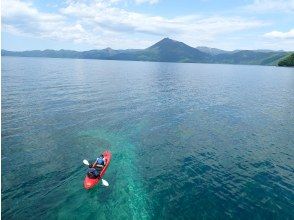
261;29;294;51
60;1;266;46
2;0;266;49
244;0;294;13
2;0;63;21
2;0;95;44
264;29;294;39
134;0;159;4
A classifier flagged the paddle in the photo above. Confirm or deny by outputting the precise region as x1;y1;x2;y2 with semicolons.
101;179;109;186
83;159;109;187
83;159;90;166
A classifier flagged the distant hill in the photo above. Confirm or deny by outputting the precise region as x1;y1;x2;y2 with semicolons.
278;53;294;67
1;38;290;66
212;50;288;65
196;46;229;55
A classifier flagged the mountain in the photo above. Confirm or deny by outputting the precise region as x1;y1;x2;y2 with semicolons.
1;38;290;66
144;38;210;62
108;38;210;63
212;50;288;65
1;49;81;58
278;53;294;67
196;46;229;55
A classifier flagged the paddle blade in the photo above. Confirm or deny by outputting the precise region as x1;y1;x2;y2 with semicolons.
101;179;109;187
83;159;89;166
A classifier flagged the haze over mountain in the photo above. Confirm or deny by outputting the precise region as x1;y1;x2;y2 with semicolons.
2;38;291;66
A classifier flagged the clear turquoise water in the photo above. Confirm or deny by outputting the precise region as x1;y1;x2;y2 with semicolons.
2;56;294;219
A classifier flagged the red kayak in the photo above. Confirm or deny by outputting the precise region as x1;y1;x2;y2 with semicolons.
84;150;111;190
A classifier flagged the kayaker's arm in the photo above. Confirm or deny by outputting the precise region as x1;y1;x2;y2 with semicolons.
92;160;104;168
92;161;98;168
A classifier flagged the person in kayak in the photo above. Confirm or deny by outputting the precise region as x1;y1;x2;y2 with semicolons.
87;167;100;179
91;154;105;168
87;154;105;179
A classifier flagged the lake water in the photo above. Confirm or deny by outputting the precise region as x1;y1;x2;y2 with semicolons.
2;57;294;219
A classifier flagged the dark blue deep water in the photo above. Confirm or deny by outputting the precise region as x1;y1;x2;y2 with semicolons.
2;56;294;219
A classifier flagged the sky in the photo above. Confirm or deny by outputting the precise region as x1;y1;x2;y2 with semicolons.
1;0;294;51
